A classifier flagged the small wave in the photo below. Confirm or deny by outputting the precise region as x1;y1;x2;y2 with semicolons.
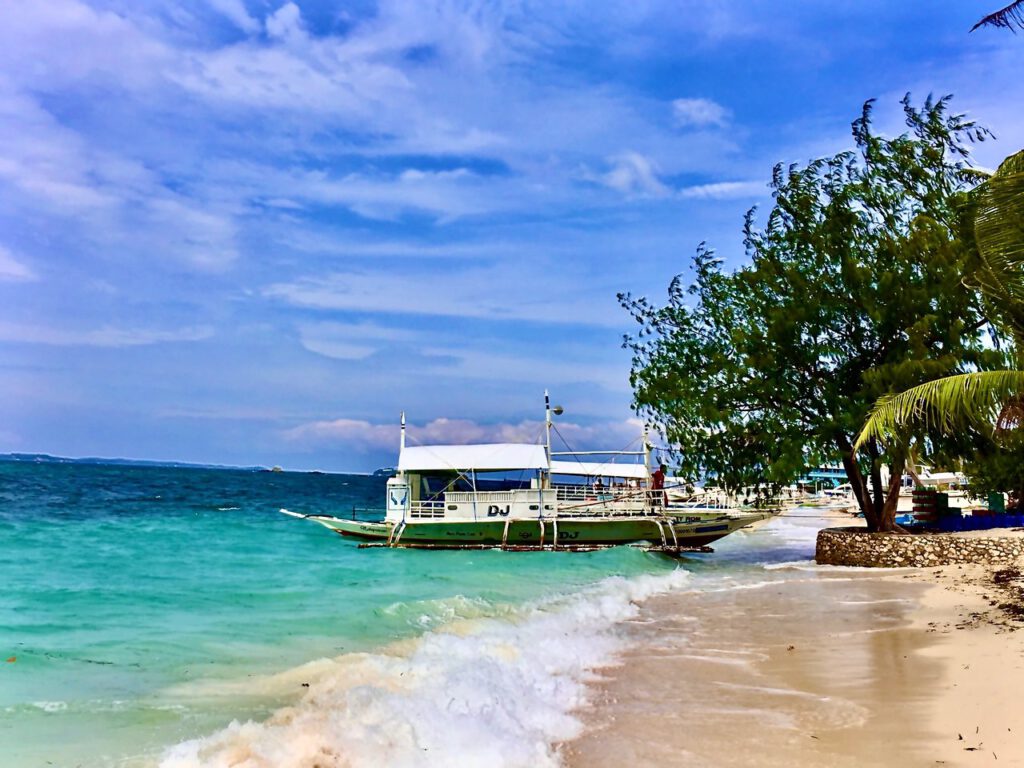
378;594;517;631
160;569;691;768
31;700;67;713
761;560;818;570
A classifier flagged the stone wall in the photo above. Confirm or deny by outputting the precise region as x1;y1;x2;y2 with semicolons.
816;527;1024;568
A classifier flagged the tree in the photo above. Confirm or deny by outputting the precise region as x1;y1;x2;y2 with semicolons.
856;150;1024;454
621;95;1000;532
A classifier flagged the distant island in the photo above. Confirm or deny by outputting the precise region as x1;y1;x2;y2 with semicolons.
0;453;266;472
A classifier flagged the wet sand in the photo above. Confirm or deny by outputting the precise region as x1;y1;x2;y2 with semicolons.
564;519;1024;767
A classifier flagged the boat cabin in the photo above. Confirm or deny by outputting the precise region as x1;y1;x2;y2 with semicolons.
385;442;655;522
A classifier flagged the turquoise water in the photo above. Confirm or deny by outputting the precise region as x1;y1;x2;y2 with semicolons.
0;462;704;767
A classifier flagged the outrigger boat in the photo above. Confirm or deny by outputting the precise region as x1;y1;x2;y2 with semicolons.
282;394;767;552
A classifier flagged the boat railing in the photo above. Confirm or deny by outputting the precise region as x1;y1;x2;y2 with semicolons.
550;484;666;517
445;490;518;503
408;500;446;519
554;484;640;501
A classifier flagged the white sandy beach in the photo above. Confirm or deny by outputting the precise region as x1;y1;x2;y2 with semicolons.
565;514;1024;767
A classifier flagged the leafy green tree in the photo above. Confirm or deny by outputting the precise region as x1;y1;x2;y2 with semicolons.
621;96;1001;532
856;150;1024;457
961;432;1024;506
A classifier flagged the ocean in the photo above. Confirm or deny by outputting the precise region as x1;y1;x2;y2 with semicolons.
0;462;823;767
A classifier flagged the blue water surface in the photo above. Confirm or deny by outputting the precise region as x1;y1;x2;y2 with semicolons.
0;462;685;766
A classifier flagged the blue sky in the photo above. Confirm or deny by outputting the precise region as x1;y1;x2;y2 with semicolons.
1;1;1022;471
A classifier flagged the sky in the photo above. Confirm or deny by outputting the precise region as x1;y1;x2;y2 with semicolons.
1;1;1023;472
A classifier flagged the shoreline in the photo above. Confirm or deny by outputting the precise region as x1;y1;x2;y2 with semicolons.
563;516;1024;767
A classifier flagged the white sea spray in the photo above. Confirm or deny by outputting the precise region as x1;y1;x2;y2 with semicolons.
160;569;691;768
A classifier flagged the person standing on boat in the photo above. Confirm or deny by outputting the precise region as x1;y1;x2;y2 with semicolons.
651;463;667;506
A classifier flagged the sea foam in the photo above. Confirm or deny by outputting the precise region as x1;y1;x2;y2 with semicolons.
160;568;690;768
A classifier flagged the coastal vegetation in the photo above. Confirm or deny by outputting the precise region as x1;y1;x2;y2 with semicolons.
621;96;1005;532
856;150;1024;499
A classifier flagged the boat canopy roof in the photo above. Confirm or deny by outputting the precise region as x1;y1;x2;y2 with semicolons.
398;443;548;472
549;460;649;480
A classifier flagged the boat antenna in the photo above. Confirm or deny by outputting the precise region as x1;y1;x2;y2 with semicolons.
643;424;651;479
399;411;406;477
545;390;552;471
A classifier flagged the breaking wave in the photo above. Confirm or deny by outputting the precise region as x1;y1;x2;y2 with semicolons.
160;569;691;768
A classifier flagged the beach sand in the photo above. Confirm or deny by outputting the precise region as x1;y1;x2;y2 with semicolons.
564;518;1024;767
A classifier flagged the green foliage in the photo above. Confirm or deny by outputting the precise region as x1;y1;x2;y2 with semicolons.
963;432;1024;502
857;371;1024;448
856;150;1024;449
621;95;1000;530
973;150;1024;345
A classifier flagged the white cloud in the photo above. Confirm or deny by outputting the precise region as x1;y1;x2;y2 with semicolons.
296;321;407;364
298;321;417;361
0;85;239;271
264;261;623;326
0;1;170;93
0;322;213;347
265;2;304;43
283;417;398;450
0;244;36;282
292;320;628;391
672;97;730;129
678;180;765;199
592;152;669;197
296;167;499;222
208;0;259;34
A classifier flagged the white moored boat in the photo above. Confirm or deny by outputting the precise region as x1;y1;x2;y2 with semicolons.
283;394;767;552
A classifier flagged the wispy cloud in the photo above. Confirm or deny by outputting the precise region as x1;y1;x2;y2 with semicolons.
0;244;36;282
208;0;261;35
0;322;213;347
672;97;730;129
678;180;765;199
264;263;625;326
591;152;670;197
297;321;418;361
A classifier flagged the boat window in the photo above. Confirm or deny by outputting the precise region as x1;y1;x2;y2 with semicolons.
419;473;534;497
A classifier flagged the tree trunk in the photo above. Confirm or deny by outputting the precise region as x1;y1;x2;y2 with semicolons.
836;435;905;532
837;435;878;529
872;450;906;533
868;442;886;525
878;460;905;531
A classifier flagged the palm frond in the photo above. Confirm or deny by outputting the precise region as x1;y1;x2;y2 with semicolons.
973;150;1024;341
855;371;1024;449
996;395;1024;431
972;1;1024;31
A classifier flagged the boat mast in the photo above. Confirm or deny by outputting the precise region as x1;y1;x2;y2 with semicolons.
399;411;406;478
543;390;552;509
643;424;651;479
544;389;553;475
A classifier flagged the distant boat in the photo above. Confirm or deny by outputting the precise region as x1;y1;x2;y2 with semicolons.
282;395;765;552
372;467;396;477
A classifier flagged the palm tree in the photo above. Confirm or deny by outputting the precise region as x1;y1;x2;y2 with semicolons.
856;150;1024;447
973;2;1024;31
